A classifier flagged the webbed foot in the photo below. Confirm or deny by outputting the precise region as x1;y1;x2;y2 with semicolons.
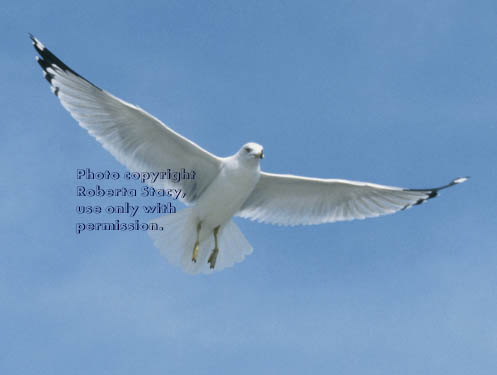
208;225;221;269
192;241;199;263
208;248;219;269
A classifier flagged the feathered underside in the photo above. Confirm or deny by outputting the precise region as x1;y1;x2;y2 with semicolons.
30;34;222;205
237;174;469;226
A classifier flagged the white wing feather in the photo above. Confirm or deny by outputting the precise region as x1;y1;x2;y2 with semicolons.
238;172;468;226
31;35;220;204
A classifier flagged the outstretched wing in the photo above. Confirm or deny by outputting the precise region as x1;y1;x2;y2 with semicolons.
30;34;221;204
237;172;468;226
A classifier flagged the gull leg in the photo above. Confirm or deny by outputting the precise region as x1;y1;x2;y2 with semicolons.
208;226;220;269
192;222;201;263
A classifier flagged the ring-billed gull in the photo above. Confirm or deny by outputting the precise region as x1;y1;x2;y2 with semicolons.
30;35;468;274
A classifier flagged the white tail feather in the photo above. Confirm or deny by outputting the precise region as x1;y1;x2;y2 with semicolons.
148;209;253;274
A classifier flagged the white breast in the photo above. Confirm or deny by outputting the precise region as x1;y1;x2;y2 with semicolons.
192;156;260;235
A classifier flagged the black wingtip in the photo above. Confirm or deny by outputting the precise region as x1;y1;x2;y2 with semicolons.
405;176;470;193
30;35;102;95
401;176;469;210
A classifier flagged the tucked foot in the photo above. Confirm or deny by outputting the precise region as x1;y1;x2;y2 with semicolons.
192;241;199;263
208;248;219;269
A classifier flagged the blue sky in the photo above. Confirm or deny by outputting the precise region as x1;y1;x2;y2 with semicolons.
1;1;496;374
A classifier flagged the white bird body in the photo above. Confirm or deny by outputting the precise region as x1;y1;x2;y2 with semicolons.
192;149;261;242
30;35;468;274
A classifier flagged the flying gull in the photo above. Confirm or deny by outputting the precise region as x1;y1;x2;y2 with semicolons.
30;35;468;274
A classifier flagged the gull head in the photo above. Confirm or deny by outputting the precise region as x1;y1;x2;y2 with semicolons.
238;142;264;161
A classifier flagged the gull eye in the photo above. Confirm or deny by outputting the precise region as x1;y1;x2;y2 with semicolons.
244;147;251;153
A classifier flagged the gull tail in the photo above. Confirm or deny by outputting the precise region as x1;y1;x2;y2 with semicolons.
148;208;253;274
